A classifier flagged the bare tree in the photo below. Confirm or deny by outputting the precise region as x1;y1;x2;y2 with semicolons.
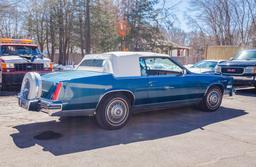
189;0;256;47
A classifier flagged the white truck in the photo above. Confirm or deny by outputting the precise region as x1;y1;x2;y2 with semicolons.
0;38;52;90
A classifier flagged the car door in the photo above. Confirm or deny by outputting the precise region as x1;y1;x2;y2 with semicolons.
140;57;203;104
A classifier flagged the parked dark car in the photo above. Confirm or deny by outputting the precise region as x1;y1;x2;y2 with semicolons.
215;49;256;88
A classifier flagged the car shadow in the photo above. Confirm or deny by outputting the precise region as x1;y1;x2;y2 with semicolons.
11;106;246;156
235;87;256;97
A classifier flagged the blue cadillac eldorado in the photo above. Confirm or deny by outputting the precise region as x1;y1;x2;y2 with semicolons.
18;52;234;130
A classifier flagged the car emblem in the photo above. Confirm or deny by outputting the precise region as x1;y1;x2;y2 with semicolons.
27;65;32;68
227;68;236;72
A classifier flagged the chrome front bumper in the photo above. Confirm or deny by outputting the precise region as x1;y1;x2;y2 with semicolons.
18;94;62;115
233;76;256;86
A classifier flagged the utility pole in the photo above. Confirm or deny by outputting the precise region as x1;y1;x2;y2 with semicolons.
85;0;91;54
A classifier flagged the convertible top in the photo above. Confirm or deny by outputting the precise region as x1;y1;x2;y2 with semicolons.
107;51;170;57
78;52;171;77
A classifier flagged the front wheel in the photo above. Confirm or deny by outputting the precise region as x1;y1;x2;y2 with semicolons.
199;86;223;112
96;94;131;130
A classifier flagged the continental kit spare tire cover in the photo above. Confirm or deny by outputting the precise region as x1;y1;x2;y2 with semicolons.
20;72;42;100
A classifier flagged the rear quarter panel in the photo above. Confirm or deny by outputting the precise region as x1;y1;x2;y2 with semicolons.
61;74;150;111
61;74;114;110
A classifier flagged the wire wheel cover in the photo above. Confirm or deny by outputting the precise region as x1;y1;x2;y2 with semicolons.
105;98;129;126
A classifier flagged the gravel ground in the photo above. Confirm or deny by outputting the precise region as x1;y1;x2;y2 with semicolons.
0;88;256;167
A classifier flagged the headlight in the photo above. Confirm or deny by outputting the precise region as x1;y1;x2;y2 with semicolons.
44;62;53;71
244;66;256;74
44;62;51;68
6;63;15;68
215;65;221;74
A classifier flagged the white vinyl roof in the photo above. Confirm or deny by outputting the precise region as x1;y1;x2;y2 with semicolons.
78;51;170;77
107;51;170;57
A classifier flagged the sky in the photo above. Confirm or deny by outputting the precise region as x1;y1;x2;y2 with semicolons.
164;0;192;32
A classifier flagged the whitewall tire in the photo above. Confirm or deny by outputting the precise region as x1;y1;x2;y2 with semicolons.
96;94;131;130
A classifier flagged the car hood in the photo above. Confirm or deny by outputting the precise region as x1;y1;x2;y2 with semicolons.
41;70;110;83
219;60;256;67
0;55;50;63
188;67;214;74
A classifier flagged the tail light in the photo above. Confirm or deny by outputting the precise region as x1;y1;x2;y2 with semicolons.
52;82;62;101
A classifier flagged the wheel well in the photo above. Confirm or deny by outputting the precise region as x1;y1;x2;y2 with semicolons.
208;84;224;94
97;91;135;107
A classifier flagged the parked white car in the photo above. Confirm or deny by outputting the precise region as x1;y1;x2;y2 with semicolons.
185;60;225;74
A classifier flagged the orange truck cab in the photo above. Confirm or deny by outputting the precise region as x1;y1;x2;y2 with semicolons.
0;38;53;90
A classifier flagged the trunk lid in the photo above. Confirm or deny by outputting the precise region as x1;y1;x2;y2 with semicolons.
41;70;107;83
41;70;109;99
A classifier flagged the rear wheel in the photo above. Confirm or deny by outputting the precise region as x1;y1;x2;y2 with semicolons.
199;86;223;112
96;94;131;130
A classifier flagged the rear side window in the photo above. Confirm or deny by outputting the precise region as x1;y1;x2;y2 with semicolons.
79;59;104;67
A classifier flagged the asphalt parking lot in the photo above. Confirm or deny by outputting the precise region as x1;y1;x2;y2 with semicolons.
0;88;256;167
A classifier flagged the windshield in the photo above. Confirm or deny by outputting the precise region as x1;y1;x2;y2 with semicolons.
234;51;256;60
0;45;41;56
192;61;218;69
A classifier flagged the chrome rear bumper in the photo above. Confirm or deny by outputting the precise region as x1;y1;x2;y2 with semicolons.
18;95;95;116
40;99;62;115
18;94;62;115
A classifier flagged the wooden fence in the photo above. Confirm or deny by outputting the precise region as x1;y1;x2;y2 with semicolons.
204;46;244;60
